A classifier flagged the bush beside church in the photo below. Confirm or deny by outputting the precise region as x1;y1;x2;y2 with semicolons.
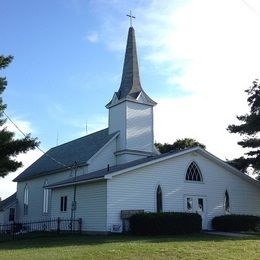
129;212;201;235
212;215;260;232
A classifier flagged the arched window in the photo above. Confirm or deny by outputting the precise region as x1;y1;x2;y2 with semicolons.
24;185;29;215
186;162;203;182
156;185;163;213
224;190;230;213
43;180;49;213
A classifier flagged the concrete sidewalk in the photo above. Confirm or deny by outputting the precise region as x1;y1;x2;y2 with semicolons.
203;231;256;237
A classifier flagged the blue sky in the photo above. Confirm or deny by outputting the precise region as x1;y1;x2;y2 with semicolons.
1;0;182;145
1;0;260;198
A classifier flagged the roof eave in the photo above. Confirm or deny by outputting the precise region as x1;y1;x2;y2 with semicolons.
46;177;105;189
105;147;260;188
13;162;88;182
195;148;260;188
106;96;156;109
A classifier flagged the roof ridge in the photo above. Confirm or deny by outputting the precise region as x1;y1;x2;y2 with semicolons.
0;192;17;210
48;128;109;152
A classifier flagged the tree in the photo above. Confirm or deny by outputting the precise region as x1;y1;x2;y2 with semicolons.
155;138;206;154
227;79;260;178
0;55;38;177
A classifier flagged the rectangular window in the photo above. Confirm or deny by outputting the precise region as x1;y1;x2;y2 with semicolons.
43;188;49;213
9;208;15;221
24;186;29;216
64;196;67;211
24;204;28;215
198;198;204;212
187;197;193;211
60;196;63;211
60;196;67;212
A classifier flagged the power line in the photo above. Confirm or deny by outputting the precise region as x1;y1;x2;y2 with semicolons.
3;111;28;138
3;111;72;170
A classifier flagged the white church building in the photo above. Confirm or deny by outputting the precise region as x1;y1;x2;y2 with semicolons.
1;26;260;232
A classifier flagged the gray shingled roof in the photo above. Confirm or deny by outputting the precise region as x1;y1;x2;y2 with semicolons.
106;27;156;106
46;151;181;189
14;128;118;182
0;193;17;211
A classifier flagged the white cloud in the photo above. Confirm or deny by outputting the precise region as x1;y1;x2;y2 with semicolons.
0;115;43;199
71;114;108;139
2;117;35;138
154;95;248;161
47;102;66;115
138;0;260;160
85;32;99;43
0;149;42;200
93;0;260;162
0;117;42;200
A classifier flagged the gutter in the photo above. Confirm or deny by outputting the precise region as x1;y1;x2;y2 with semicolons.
46;177;105;189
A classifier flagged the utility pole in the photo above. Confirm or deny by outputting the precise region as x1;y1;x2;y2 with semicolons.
70;161;78;230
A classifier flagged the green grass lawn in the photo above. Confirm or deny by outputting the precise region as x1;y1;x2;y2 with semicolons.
0;233;259;260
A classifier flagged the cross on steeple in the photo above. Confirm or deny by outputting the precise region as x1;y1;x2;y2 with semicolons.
127;10;135;27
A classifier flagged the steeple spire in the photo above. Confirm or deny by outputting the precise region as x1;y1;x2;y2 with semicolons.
117;26;142;100
106;24;156;108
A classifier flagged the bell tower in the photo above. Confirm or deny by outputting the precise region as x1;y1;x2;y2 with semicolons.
106;24;157;164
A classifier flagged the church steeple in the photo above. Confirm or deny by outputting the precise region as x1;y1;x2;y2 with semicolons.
106;26;156;108
107;24;157;164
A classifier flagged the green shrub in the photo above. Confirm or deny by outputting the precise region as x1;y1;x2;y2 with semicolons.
129;212;201;235
13;223;23;233
212;215;260;232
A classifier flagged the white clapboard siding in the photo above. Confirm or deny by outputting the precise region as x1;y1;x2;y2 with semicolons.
88;138;117;172
108;100;154;164
107;152;260;231
0;212;3;225
108;101;126;150
116;153;149;165
0;202;16;224
50;186;74;220
74;181;107;231
126;101;153;152
51;181;107;232
15;135;115;225
16;167;85;222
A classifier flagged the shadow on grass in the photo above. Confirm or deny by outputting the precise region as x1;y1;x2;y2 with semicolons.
0;232;259;250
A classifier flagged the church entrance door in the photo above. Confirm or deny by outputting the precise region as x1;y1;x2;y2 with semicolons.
184;195;207;230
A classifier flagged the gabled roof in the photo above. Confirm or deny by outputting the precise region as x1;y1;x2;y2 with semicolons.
46;147;260;189
14;128;118;182
106;27;156;108
0;193;17;211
